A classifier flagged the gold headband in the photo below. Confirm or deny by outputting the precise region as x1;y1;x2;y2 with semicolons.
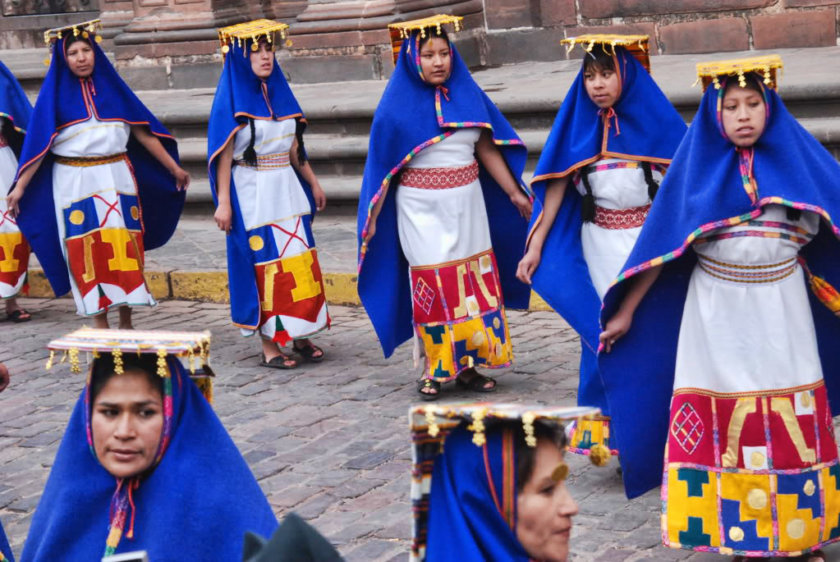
562;34;651;73
217;19;291;56
387;14;464;64
696;54;783;92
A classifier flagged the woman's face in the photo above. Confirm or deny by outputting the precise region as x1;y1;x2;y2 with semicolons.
250;41;274;79
721;85;767;148
65;39;95;79
516;438;578;562
91;369;164;479
419;36;451;86
583;64;620;109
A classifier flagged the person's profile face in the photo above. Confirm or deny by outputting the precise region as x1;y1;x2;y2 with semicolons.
65;39;95;78
419;36;451;86
515;438;578;562
91;369;164;479
721;84;767;148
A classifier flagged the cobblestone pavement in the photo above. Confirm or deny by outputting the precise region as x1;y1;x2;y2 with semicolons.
1;298;839;561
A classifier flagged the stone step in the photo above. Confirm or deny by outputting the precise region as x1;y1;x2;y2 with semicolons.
180;115;840;209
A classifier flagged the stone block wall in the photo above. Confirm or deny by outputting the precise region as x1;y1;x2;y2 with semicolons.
513;0;840;55
0;0;837;87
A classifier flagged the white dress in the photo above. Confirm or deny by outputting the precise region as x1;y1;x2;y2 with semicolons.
574;158;662;298
396;128;512;381
0;137;28;298
231;118;328;342
663;204;838;555
52;116;155;315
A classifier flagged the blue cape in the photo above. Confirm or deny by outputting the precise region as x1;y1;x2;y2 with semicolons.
207;40;314;330
0;60;32;157
13;37;184;297
426;423;530;560
357;33;531;358
598;78;840;499
21;357;278;561
526;48;686;415
0;518;13;562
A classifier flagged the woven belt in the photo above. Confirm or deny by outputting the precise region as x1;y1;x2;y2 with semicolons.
234;151;291;170
400;160;479;189
592;203;651;230
54;153;127;167
697;255;798;284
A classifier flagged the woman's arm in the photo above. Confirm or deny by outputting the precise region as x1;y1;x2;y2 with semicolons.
6;156;44;217
290;138;326;212
213;139;234;233
515;177;568;284
130;125;190;190
362;189;387;247
599;265;662;352
475;129;532;219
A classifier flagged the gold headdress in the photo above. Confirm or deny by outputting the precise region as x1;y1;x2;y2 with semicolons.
217;19;291;57
562;34;651;73
387;14;464;64
696;54;783;92
47;328;215;403
42;19;103;66
43;18;103;46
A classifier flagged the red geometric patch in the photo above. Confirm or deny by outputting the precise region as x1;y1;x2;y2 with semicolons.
413;277;435;315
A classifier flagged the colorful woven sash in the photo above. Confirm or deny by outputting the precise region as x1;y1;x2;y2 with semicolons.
697;254;798;284
234;151;291;170
400;160;479;189
592;203;651;230
54;153;127;167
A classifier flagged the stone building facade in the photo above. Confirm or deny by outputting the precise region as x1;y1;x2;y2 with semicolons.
0;0;837;85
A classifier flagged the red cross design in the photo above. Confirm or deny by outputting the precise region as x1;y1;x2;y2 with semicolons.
93;194;122;227
0;209;17;228
270;217;309;258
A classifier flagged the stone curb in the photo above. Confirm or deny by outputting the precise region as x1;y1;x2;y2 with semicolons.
24;268;554;311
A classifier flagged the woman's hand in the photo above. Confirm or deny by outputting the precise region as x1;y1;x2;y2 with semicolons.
516;248;541;284
172;166;191;191
214;202;233;233
6;185;23;218
511;190;532;220
311;183;327;211
599;308;633;353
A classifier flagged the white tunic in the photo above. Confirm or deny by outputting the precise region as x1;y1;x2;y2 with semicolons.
232;118;310;230
396;128;490;266
674;204;822;393
52;117;155;315
574;158;662;298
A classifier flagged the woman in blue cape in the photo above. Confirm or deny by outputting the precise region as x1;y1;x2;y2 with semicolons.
6;20;189;330
516;35;686;460
0;60;33;323
0;361;15;562
0;519;12;562
208;20;329;369
410;403;594;561
358;15;532;400
22;329;277;561
600;56;840;560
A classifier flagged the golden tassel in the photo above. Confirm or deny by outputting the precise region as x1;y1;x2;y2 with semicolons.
589;443;611;467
